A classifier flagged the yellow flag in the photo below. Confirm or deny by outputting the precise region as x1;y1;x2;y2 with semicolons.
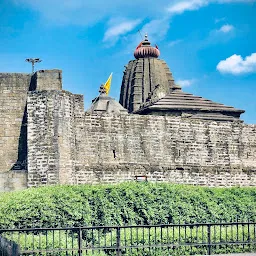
104;73;112;95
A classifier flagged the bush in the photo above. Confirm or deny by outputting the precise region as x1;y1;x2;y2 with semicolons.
0;182;256;229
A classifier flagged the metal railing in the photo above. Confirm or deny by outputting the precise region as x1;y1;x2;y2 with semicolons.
0;222;256;255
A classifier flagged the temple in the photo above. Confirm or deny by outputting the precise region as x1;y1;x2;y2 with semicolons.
119;35;244;121
0;36;255;192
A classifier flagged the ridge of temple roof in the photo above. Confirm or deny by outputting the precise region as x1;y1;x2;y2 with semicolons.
135;87;245;114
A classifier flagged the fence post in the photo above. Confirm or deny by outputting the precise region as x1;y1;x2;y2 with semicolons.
78;228;83;256
207;224;211;255
116;227;121;256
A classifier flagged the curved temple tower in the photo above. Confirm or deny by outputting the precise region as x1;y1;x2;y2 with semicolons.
120;35;175;113
120;35;244;121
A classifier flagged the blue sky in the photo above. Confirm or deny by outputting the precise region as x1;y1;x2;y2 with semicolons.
1;0;255;123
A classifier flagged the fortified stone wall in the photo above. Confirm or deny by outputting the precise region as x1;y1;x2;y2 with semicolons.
2;70;255;190
72;115;256;187
0;73;31;191
27;90;84;187
30;69;62;91
27;91;256;187
0;70;63;191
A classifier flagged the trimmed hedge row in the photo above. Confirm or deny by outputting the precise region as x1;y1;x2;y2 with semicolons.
0;182;256;228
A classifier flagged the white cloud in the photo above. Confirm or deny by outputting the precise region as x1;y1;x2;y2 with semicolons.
12;0;169;26
12;0;255;49
103;19;141;43
217;53;256;75
167;0;256;15
121;18;170;54
140;18;170;42
167;0;208;14
168;39;183;47
200;23;235;46
215;17;226;23
216;0;255;2
218;24;234;33
176;79;195;87
14;0;256;27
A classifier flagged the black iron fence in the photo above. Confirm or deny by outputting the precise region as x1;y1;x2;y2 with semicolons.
0;222;256;255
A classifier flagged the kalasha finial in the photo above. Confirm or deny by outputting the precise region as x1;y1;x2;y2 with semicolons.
134;34;160;59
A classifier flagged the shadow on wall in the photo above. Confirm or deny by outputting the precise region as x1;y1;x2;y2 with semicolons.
11;106;28;171
11;77;36;171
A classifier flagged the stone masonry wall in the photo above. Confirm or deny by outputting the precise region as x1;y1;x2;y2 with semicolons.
0;73;31;191
3;69;255;190
31;70;62;91
0;70;64;191
72;115;256;187
27;90;84;187
27;90;256;187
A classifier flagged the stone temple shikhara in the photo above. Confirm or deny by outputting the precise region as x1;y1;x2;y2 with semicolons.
120;35;245;120
0;35;255;191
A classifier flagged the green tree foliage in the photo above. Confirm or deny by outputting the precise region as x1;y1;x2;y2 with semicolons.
0;183;256;229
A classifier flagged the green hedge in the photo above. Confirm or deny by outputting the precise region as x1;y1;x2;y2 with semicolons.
0;183;256;229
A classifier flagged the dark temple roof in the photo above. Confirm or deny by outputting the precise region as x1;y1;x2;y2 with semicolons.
135;87;245;120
